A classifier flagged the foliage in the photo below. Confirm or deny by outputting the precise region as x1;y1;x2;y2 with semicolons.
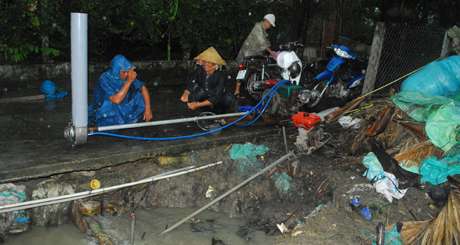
1;0;458;64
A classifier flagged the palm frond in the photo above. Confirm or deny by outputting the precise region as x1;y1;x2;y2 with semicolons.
394;141;444;168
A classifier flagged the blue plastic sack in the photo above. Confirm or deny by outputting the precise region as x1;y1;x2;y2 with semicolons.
401;56;460;98
40;80;68;100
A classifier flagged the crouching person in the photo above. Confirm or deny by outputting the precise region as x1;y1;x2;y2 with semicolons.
180;47;233;122
88;54;152;127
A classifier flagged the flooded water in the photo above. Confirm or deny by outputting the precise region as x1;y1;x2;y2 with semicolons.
4;207;277;245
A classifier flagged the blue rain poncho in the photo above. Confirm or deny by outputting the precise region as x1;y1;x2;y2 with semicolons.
88;55;146;126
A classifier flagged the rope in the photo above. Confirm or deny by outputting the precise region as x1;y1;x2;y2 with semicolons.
353;57;444;102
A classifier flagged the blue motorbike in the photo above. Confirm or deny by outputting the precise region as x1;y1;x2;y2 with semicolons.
305;44;367;108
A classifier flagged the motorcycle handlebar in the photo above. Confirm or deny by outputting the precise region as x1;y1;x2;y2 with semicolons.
279;41;303;50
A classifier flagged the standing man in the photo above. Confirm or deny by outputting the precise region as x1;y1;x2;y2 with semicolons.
88;54;153;127
180;47;233;120
234;14;277;98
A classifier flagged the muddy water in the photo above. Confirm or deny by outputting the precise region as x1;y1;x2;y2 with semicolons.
5;207;276;245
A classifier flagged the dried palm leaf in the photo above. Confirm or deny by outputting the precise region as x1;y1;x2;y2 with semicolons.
394;141;444;168
394;120;428;141
452;192;460;244
429;204;445;244
421;224;434;245
367;107;395;137
325;97;366;124
445;192;453;245
415;192;460;245
400;219;434;244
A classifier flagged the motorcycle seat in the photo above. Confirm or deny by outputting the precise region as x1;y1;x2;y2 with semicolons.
244;56;277;64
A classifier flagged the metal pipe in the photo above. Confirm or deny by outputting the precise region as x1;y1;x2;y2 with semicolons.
91;112;248;132
0;162;222;213
130;213;135;245
70;13;88;145
158;152;295;236
283;126;288;153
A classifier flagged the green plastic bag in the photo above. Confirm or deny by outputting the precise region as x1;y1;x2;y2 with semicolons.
391;90;460;151
229;143;270;178
420;154;460;185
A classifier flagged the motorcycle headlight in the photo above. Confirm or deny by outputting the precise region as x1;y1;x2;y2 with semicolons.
334;47;352;59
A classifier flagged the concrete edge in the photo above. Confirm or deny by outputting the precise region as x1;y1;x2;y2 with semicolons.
0;127;281;183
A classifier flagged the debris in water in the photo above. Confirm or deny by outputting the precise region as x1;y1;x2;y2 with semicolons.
276;223;289;233
291;230;304;237
205;186;214;198
212;236;226;245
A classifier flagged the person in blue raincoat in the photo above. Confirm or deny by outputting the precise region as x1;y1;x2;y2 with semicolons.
88;55;153;127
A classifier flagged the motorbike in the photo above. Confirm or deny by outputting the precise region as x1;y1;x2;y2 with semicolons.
236;41;317;103
305;44;368;108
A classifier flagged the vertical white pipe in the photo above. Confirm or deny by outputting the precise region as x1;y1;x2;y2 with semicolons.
71;13;88;127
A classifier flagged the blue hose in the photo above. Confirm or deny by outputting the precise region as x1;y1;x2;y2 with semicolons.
88;80;291;141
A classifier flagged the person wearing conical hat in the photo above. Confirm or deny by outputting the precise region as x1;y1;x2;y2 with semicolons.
180;47;234;119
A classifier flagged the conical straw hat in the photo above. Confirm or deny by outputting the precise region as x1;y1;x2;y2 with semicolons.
194;47;227;66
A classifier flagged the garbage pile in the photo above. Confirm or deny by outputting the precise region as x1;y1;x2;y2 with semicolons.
323;55;460;244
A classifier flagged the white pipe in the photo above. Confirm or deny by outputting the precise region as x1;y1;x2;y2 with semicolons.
71;13;88;127
70;13;88;146
94;112;249;132
0;162;222;213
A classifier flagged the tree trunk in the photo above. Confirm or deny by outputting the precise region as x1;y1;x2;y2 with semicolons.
40;0;50;63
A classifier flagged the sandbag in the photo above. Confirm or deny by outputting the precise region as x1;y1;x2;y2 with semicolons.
40;80;68;100
401;55;460;98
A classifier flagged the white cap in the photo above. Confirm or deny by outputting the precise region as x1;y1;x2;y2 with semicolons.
264;14;276;27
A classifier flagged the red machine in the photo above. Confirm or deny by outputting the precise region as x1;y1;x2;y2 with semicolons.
291;112;331;154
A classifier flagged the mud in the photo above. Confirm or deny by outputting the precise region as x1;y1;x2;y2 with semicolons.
1;91;443;244
6;121;436;244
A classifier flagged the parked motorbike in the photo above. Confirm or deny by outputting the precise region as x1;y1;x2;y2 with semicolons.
305;44;368;108
236;41;317;102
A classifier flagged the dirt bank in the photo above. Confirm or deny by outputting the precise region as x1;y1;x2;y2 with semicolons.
4;97;449;245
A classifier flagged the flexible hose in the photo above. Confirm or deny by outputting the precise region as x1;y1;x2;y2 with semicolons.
88;80;291;140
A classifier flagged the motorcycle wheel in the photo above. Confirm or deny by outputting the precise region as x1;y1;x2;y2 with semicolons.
261;89;281;115
243;71;271;102
306;79;328;109
299;67;318;90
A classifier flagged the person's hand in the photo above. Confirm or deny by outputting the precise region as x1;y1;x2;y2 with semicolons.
187;102;199;110
127;67;137;83
180;91;189;102
143;108;153;122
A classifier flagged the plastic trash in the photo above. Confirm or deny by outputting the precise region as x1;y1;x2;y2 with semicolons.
229;143;269;178
346;197;372;220
371;223;403;245
373;172;407;203
362;152;384;180
0;184;27;235
205;186;214;199
401;55;460;98
275;172;292;197
40;80;68;100
391;90;460;152
338;116;362;129
420;154;460;185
